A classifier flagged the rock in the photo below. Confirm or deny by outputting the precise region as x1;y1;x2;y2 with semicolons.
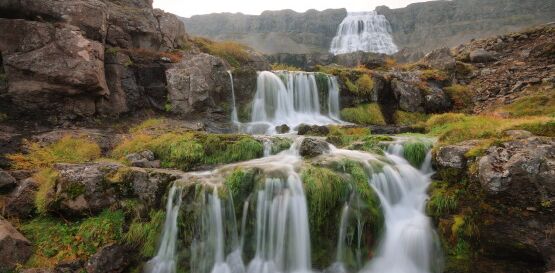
86;244;131;273
297;124;330;136
130;159;161;168
391;77;423;113
478;136;555;196
469;49;498;63
0;170;17;192
20;269;54;273
139;150;155;161
55;260;83;273
153;9;188;50
424;85;452;113
0;19;108;118
126;168;181;208
48;163;122;216
504;130;533;139
369;125;425;135
3;178;39;218
166;53;230;115
420;47;456;71
125;150;159;168
0;220;32;272
275;124;290;134
299;138;330;158
435;140;481;169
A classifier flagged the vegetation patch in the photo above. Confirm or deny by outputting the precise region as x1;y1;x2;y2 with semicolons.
420;69;449;82
270;137;293;154
340;103;386;126
191;37;251;68
394;110;430;126
8;136;101;170
34;168;59;214
444;84;472;112
426;181;460;217
124;210;166;258
20;210;124;269
493;86;555;118
271;63;302;71
402;140;432;168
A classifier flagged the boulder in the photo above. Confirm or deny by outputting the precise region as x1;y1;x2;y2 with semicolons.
435;140;481;169
2;178;39;218
126;168;181;208
420;47;456;71
391;77;423;113
469;49;498;63
0;220;32;272
424;85;452;113
300;138;330;158
0;170;17;192
275;124;290;134
48;163;122;216
0;19;108;117
477;136;555;196
125;150;160;168
166;53;230;115
153;9;188;50
297;124;330;136
86;244;131;273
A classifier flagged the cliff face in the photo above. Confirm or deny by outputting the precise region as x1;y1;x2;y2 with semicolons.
377;0;555;53
182;9;347;54
183;0;553;55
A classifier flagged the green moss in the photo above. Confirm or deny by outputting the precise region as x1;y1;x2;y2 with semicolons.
394;110;430;126
21;210;124;268
355;74;374;96
205;137;263;164
420;69;448;81
270;137;293;154
345;79;358;93
124;210;166;258
514;120;555;137
340;103;386;126
427;181;459;217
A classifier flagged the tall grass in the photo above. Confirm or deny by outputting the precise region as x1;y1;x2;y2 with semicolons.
341;103;386;125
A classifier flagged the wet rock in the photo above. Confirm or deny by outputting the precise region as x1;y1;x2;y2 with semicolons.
469;49;498;63
126;168;182;208
0;170;17;192
297;124;330;136
0;220;32;272
48;163;122;216
275;124;290;134
435;140;481;169
300;138;330;158
2;178;39;219
86;244;131;273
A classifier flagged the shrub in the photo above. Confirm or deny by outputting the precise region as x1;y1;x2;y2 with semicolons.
355;74;374;96
444;84;473;111
340;103;386;126
8;136;101;170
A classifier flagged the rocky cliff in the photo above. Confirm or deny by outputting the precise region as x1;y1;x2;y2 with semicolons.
183;0;554;56
377;0;555;54
182;9;347;54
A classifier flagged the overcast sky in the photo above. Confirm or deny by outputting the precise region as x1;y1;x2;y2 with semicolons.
153;0;435;18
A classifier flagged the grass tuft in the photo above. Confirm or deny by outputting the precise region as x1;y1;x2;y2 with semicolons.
341;103;386;126
124;210;166;258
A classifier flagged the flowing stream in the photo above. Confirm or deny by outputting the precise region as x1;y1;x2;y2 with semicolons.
330;11;398;55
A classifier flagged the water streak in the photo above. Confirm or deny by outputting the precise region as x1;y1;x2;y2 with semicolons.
228;70;240;124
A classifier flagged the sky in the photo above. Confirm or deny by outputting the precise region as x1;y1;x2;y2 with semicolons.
153;0;435;18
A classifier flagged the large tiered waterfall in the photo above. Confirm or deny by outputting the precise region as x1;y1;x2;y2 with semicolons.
330;11;398;55
146;136;442;273
240;71;342;134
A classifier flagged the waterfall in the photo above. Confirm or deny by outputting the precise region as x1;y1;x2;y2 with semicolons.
228;71;240;124
247;71;342;134
144;185;183;273
330;11;398;55
360;145;442;273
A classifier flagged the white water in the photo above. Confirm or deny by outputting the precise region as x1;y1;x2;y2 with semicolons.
245;71;342;134
330;11;398;55
228;71;240;125
144;185;183;273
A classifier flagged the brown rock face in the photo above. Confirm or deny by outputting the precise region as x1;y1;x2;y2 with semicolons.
0;19;108;117
0;220;33;271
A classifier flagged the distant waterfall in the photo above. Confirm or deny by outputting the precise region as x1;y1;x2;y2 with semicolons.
247;71;342;134
228;71;239;124
330;11;398;55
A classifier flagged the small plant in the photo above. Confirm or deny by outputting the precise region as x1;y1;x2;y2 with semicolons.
403;140;432;168
33;168;59;214
356;74;374;96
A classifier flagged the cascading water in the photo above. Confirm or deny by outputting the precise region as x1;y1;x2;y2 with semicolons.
246;71;342;134
150;134;442;273
144;185;183;273
330;11;398;55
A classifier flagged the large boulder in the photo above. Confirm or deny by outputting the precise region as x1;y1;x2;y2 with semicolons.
391;76;424;113
0;19;108;118
420;47;456;71
124;168;182;208
166;53;230;115
86;244;131;273
478;136;555;196
47;163;122;216
469;49;498;63
0;220;33;272
423;85;452;113
434;140;481;169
